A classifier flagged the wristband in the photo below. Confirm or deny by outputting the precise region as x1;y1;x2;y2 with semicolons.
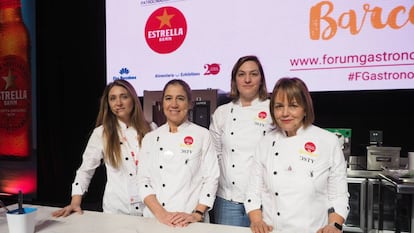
192;210;204;222
330;222;343;231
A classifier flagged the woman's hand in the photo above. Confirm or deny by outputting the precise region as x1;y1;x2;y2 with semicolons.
171;212;200;227
52;203;83;217
248;209;273;233
154;211;178;227
316;224;342;233
250;219;273;233
52;195;83;217
156;211;198;227
319;212;344;233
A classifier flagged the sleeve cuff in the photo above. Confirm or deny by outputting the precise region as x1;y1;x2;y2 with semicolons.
244;197;261;214
198;192;216;208
335;205;350;221
71;181;85;196
139;184;155;200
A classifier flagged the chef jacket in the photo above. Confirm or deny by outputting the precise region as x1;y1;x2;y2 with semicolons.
138;120;219;217
71;121;144;216
244;125;350;233
209;98;273;203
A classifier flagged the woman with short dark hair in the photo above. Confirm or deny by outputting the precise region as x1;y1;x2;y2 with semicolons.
245;77;349;233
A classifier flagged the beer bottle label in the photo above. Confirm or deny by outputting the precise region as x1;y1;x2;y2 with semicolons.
0;55;30;134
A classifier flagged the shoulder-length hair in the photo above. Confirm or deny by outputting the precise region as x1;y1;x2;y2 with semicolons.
269;77;315;128
229;55;268;102
96;79;151;168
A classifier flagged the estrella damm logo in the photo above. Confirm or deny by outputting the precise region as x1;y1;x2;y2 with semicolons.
145;6;187;54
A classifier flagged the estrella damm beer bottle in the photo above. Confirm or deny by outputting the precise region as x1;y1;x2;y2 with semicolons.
0;0;31;157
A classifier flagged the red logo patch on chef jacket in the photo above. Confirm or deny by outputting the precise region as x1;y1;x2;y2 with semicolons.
258;111;267;119
304;142;316;153
184;136;194;145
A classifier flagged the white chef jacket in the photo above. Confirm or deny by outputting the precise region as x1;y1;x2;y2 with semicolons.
138;120;219;218
209;98;273;203
244;125;350;233
71;121;145;216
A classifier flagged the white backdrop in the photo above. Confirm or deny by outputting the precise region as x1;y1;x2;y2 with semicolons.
106;0;414;96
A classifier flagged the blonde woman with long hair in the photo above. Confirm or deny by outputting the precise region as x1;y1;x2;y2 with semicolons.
53;79;152;217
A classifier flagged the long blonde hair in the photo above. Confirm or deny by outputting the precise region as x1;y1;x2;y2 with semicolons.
95;80;151;168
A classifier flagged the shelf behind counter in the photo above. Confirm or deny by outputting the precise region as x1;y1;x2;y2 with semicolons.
345;168;413;233
347;169;381;179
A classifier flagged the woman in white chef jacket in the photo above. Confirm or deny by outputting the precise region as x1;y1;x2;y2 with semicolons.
138;79;219;227
245;77;350;233
52;79;153;217
209;55;273;227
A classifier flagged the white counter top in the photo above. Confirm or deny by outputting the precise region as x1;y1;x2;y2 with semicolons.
0;204;251;233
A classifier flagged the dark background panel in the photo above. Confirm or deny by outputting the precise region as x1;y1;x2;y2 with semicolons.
35;0;106;207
